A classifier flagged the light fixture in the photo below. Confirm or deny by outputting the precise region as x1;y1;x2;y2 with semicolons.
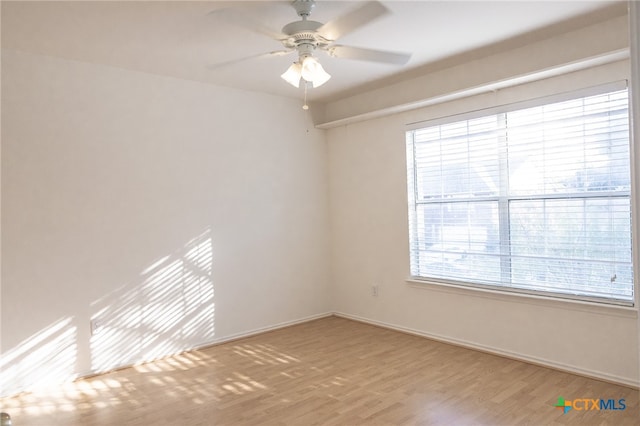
301;56;331;87
280;62;303;88
280;55;331;88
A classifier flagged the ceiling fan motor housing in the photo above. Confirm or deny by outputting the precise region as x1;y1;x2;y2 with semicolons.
281;20;328;58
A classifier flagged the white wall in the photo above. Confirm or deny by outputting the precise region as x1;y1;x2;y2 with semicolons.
326;16;639;386
0;49;331;396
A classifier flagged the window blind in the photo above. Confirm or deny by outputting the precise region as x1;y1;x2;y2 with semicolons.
406;87;633;304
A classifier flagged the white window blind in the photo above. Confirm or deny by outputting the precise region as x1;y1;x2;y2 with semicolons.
406;87;633;305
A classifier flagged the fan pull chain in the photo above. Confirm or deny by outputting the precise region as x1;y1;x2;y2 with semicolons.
302;82;309;110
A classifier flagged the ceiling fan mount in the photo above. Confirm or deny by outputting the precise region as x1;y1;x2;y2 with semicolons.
290;0;316;19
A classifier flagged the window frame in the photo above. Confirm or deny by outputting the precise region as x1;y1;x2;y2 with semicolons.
405;81;635;306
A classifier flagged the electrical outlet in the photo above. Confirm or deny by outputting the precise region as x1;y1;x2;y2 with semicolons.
90;319;102;336
371;285;379;297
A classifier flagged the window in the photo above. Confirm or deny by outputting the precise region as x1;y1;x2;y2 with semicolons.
406;86;633;305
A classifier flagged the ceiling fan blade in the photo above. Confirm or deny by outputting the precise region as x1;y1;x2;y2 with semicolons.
317;1;390;41
208;50;294;71
326;45;411;65
207;7;287;41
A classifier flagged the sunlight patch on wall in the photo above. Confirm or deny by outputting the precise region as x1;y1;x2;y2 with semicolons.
0;317;77;396
90;229;214;372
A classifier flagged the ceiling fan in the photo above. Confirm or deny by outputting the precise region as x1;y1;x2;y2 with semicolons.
210;0;412;89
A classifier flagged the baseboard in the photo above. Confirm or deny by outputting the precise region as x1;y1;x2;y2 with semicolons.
333;311;639;389
4;310;635;398
194;311;334;350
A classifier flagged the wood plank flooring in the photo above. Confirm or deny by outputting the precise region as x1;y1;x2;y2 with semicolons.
1;315;638;425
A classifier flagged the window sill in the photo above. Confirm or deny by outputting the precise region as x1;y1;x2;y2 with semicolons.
406;278;637;319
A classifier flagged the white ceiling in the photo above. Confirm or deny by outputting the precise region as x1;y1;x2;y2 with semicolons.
1;0;627;103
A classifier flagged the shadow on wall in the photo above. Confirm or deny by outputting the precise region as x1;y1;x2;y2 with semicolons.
0;228;215;396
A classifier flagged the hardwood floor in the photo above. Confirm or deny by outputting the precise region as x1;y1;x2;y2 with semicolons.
1;315;638;425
